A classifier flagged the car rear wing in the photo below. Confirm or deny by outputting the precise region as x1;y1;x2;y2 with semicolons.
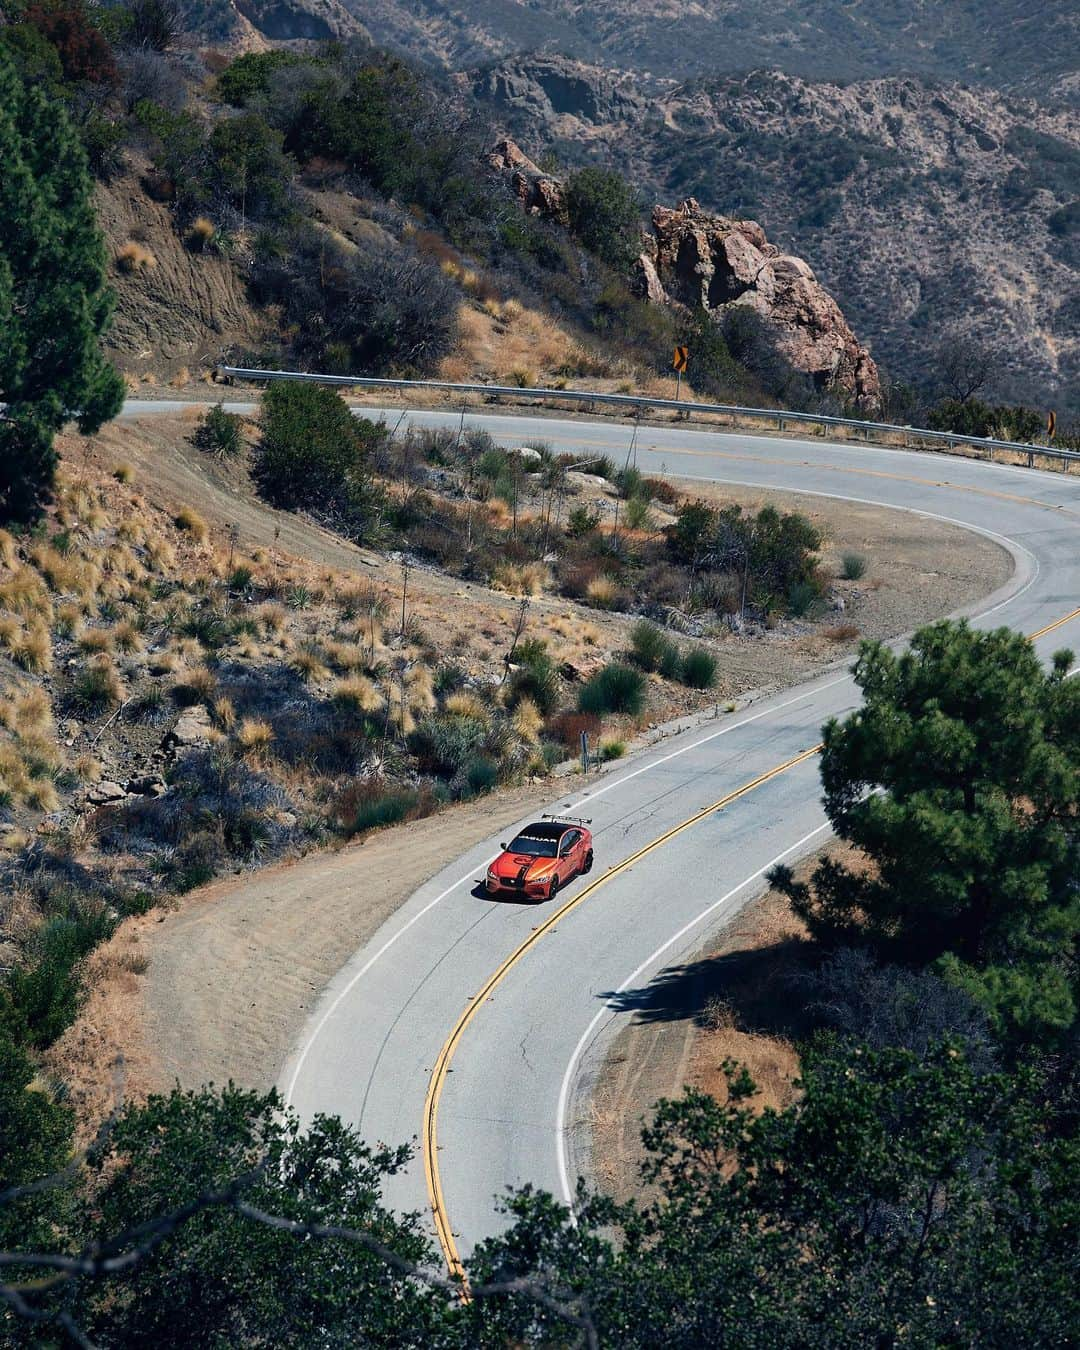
541;813;592;827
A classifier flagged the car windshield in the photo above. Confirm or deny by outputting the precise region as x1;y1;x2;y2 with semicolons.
508;834;558;858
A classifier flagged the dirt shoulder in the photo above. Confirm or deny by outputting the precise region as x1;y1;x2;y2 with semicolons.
47;419;1013;1137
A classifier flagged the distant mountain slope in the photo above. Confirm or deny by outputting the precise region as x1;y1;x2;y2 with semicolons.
472;61;1080;412
349;0;1078;102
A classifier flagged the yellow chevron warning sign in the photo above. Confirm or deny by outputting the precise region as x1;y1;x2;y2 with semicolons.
672;345;689;373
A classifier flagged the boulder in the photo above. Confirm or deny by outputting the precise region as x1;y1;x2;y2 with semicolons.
637;200;882;411
164;705;212;751
87;780;126;806
488;139;566;222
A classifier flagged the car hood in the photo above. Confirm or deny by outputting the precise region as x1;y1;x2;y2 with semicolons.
491;853;556;881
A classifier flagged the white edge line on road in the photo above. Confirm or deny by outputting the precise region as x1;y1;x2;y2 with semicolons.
555;821;832;1211
283;464;1045;1111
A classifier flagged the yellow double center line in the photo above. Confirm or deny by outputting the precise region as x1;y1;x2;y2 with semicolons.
423;743;823;1283
423;603;1080;1286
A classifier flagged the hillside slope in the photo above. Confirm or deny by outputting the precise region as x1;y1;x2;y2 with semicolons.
473;62;1080;412
348;0;1079;102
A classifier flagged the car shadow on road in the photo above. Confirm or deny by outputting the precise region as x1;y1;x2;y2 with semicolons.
473;881;540;906
596;939;817;1041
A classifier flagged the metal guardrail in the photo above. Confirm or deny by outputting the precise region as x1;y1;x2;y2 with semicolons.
217;367;1080;470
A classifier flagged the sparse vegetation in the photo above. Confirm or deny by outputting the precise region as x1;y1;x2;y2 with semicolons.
840;551;867;580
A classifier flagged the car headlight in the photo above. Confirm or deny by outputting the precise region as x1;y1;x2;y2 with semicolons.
486;866;497;880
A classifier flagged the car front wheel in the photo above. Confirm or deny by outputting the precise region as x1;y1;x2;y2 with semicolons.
582;850;593;875
548;876;559;902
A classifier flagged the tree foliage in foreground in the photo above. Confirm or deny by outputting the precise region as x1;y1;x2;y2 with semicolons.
0;46;124;522
6;1039;1076;1348
772;620;1080;1040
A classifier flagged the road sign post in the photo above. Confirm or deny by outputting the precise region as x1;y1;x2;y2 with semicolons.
580;730;590;775
672;345;689;402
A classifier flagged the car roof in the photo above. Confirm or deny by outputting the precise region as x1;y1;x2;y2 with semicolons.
513;822;569;842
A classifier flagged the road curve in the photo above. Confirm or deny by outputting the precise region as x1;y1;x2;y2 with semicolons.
255;411;1080;1263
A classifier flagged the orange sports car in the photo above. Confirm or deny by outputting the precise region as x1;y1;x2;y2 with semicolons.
486;818;594;901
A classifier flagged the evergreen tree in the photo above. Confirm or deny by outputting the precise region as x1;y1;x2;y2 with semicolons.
0;46;124;523
771;620;1080;1040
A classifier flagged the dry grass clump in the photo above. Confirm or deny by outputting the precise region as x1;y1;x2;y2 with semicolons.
0;686;52;735
76;654;125;710
172;663;216;704
325;641;367;673
444;691;490;722
187;216;215;249
116;241;157;273
78;628;114;655
212;696;237;730
236;717;274;761
110;621;142;654
174;506;209;544
332;675;382;712
585;576;620;608
511;697;543;744
55;603;83;639
0;566;50;616
492;562;550;597
0;529;17;569
255;602;287;637
74;754;103;784
24;778;59;811
145;534;177;572
112;463;135;484
386;684;415;737
292;643;330;683
404;663;435;712
824;623;860;642
11;622;53;674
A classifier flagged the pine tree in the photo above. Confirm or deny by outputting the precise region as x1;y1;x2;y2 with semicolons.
0;47;124;523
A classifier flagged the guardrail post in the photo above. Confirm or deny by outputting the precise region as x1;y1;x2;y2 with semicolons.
778;415;785;432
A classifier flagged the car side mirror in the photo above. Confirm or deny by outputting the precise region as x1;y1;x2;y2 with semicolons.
500;842;507;850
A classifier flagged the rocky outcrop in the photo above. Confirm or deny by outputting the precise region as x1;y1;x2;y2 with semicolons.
638;200;882;410
470;56;646;134
487;140;566;223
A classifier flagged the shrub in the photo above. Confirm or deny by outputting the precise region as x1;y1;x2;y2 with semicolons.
5;910;115;1050
630;620;679;674
187;216;216;250
578;662;646;717
623;495;652;531
217;49;304;106
73;656;124;711
461;755;498;797
787;580;822;618
599;740;626;761
116;241;156;273
254;382;385;542
174;506;208;542
566;504;602;538
410;712;487;777
840;552;867;581
506;639;560;715
335;779;429;836
25;0;118;85
545;709;601;751
565;167;642;269
194;403;243;457
681;646;718;689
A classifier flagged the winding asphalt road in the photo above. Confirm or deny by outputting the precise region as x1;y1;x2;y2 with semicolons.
250;410;1080;1270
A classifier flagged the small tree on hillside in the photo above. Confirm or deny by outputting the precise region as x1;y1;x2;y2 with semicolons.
564;167;642;270
0;46;124;522
771;620;1080;1039
254;382;385;542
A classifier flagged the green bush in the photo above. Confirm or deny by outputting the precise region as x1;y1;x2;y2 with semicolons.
411;713;486;777
566;504;602;537
787;580;822;617
462;755;498;796
565;167;642;269
623;495;652;530
217;49;305;106
4;911;116;1050
341;784;420;836
681;647;717;689
254;382;385;540
507;639;560;715
630;619;679;674
579;662;646;716
599;740;626;761
840;552;867;580
194;402;243;457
